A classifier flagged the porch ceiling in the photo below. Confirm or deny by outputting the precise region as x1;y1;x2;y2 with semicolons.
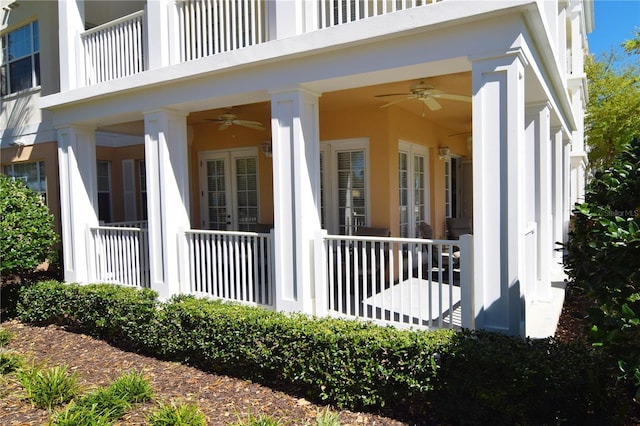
98;72;472;136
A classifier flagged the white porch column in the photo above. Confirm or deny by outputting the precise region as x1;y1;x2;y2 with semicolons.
57;125;99;283
471;50;527;336
270;86;322;314
143;109;191;299
551;127;565;259
58;0;85;90
563;138;572;242
526;103;553;301
146;0;179;68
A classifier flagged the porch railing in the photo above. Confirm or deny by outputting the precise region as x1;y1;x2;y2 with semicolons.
81;10;146;85
175;0;266;62
179;229;274;307
316;0;442;29
315;231;473;330
86;224;150;288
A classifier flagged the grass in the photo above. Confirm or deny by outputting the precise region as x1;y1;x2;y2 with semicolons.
0;327;13;346
0;349;23;374
16;363;80;410
147;401;206;426
53;370;153;425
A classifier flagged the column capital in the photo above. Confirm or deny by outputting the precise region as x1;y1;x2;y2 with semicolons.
268;85;322;99
470;46;530;68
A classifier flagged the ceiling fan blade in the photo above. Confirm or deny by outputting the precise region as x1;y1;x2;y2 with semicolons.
218;123;230;131
432;93;472;103
423;96;442;111
374;92;412;98
234;120;265;131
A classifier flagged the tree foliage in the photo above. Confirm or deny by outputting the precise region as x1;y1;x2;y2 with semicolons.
565;137;640;389
585;32;640;169
0;175;59;277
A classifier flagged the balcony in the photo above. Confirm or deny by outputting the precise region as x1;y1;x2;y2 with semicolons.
76;0;444;88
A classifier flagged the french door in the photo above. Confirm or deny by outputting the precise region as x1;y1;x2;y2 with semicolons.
199;148;259;231
398;141;430;238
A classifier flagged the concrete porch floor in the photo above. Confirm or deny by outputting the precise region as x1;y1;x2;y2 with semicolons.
525;259;568;339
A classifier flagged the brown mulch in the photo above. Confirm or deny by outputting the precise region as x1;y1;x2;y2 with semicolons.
0;321;410;425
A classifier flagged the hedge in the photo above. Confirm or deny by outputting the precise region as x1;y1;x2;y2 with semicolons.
16;281;621;423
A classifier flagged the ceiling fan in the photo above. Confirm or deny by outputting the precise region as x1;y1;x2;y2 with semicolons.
375;81;472;111
207;112;265;131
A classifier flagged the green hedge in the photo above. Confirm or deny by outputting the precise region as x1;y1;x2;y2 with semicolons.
16;281;620;423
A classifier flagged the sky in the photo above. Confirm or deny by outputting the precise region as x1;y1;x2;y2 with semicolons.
587;0;640;56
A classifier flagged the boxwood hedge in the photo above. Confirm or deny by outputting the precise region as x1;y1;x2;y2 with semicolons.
16;281;620;423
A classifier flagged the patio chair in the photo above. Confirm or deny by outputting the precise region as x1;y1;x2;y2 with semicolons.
419;222;459;270
445;217;473;239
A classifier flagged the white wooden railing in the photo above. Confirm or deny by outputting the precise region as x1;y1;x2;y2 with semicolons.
315;232;472;330
175;0;266;62
179;229;274;307
316;0;442;28
86;224;150;288
81;10;146;85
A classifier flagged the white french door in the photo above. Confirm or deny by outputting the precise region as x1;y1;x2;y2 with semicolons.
320;138;369;235
199;148;259;231
398;141;430;238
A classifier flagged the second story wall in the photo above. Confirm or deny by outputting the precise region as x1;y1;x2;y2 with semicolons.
1;0;59;143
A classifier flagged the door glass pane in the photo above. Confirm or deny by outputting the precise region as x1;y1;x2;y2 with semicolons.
413;155;425;238
235;157;258;231
399;152;409;238
206;159;227;230
337;150;366;235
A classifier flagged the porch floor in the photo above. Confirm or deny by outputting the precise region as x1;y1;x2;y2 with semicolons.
525;260;567;339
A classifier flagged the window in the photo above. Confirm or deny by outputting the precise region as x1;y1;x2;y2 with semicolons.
320;139;369;235
139;161;148;221
1;21;40;96
97;161;112;223
398;142;429;238
2;160;46;202
444;157;459;219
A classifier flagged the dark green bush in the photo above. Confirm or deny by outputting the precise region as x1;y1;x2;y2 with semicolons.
0;175;59;277
431;331;619;425
16;282;618;422
565;137;640;388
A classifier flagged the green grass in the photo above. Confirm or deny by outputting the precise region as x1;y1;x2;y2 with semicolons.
52;370;152;425
16;363;80;410
0;349;23;374
0;327;13;346
147;401;206;426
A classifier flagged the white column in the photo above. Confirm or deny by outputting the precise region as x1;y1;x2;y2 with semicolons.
471;50;527;336
58;0;85;90
270;86;322;314
526;103;552;301
267;0;304;39
146;0;179;68
563;138;572;242
57;125;99;283
143;109;191;299
551;127;565;260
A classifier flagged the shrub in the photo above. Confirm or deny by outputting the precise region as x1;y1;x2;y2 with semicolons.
565;137;640;388
16;282;620;422
0;175;59;277
147;401;206;426
16;363;80;410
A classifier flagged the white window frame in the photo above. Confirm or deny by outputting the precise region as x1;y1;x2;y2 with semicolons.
398;140;430;238
1;20;40;96
2;160;46;201
320;138;370;235
444;156;462;219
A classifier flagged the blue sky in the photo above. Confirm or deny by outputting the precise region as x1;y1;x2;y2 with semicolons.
588;0;639;56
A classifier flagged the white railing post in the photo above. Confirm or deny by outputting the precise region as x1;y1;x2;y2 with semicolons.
85;225;95;284
314;229;328;317
459;234;475;330
177;227;189;295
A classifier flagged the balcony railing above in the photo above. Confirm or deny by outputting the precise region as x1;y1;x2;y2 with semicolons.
76;0;442;87
81;10;146;86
